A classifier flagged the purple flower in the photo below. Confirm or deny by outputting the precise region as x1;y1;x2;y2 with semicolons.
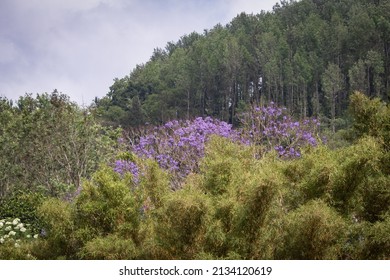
125;117;244;181
114;159;139;183
238;103;322;159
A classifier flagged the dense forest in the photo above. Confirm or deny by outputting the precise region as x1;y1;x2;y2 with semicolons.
95;0;390;132
0;0;389;260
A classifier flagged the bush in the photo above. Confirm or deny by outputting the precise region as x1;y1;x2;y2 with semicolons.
274;200;347;260
80;234;137;260
362;213;390;259
36;198;75;259
0;217;40;260
0;190;46;233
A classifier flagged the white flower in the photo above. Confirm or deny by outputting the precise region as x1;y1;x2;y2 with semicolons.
26;235;31;238
33;234;38;239
5;221;12;225
9;231;16;236
12;218;20;226
0;238;4;244
14;243;20;248
20;227;27;233
5;226;12;231
0;222;3;228
15;223;24;229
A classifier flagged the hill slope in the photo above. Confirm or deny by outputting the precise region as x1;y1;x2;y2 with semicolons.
95;0;390;128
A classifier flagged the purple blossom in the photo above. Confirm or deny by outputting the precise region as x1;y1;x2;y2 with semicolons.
114;159;139;184
122;117;244;184
114;104;323;187
239;102;321;158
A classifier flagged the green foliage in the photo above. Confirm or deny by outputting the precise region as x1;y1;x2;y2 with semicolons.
97;0;389;127
0;242;36;260
1;93;389;260
349;91;390;151
0;190;46;233
0;92;121;197
140;159;170;208
24;166;145;259
363;214;390;259
36;198;75;259
330;137;383;214
74;167;141;240
359;175;390;222
273;200;347;260
153;187;210;259
80;234;137;260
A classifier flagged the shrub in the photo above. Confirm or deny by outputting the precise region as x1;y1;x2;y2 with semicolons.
153;187;210;259
0;217;40;260
80;234;137;260
36;198;74;259
0;190;46;233
362;213;390;259
274;200;347;260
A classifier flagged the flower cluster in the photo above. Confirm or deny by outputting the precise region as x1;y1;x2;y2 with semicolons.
116;117;244;185
115;105;322;186
114;159;140;183
0;218;38;247
239;102;321;158
135;117;244;177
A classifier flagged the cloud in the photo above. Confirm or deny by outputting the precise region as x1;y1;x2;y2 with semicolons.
0;0;277;105
0;39;19;64
226;0;277;18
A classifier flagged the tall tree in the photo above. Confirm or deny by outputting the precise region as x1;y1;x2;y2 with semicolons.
322;63;344;132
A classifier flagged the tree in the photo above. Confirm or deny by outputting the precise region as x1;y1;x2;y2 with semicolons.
322;63;344;132
0;92;121;197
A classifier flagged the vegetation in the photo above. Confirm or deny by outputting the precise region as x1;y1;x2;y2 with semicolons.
0;92;121;198
1;0;389;260
1;91;389;259
95;0;390;128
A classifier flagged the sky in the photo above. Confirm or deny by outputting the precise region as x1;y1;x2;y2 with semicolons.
0;0;278;105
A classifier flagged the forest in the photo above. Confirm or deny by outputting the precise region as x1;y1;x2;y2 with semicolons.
95;0;389;131
0;0;389;260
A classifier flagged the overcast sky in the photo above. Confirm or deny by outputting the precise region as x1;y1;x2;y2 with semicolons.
0;0;277;105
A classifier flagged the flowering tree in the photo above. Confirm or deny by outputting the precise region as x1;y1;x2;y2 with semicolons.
115;104;322;185
239;102;321;158
115;117;244;186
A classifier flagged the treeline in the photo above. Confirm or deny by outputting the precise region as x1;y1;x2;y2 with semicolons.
0;92;121;198
95;0;390;131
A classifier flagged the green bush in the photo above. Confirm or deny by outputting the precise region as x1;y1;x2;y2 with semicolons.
274;200;347;260
80;234;137;260
36;198;75;259
0;190;46;233
362;213;390;259
152;187;210;259
74;167;140;238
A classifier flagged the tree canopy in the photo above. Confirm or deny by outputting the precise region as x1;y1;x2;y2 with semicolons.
95;0;390;128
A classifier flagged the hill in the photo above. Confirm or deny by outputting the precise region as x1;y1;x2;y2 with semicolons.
94;0;390;131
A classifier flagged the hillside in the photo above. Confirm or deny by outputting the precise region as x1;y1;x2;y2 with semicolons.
95;0;390;130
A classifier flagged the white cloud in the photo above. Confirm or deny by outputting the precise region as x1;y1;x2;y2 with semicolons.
0;0;277;104
226;0;277;17
13;0;125;13
0;39;19;64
